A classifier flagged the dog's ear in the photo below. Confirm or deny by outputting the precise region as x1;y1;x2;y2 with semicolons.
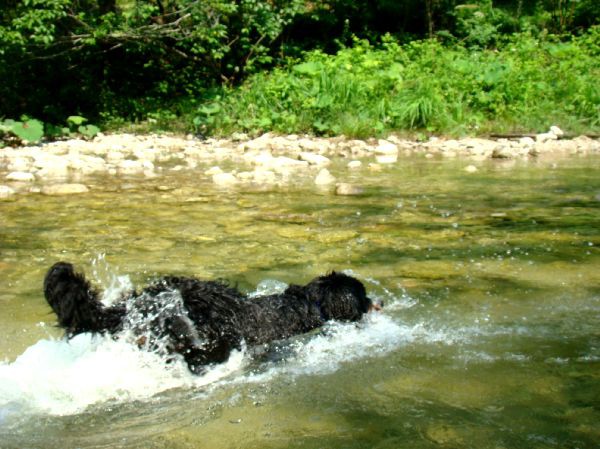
43;262;104;334
305;272;371;321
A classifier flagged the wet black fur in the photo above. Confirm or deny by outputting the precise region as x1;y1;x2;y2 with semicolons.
44;262;374;374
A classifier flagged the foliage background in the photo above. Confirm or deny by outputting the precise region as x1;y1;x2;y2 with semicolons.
0;0;598;137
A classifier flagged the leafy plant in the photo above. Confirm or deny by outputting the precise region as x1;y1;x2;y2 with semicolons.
0;115;100;145
67;115;100;139
1;118;44;143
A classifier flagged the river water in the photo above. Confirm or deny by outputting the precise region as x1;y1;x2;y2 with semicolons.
0;155;599;448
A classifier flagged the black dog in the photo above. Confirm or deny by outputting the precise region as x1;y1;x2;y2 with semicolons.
44;262;378;374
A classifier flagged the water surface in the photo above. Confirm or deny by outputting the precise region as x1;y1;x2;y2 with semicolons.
1;155;599;448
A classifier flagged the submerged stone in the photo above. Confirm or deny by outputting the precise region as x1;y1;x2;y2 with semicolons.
335;183;363;196
0;185;16;198
41;183;89;195
212;172;239;186
314;168;336;185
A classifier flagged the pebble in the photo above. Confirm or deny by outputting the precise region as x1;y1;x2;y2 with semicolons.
347;160;362;169
464;165;478;173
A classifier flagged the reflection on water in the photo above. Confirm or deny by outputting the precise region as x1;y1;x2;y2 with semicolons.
1;155;599;448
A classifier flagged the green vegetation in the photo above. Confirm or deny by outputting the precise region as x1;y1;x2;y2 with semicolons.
1;1;599;142
198;29;600;138
0;116;99;145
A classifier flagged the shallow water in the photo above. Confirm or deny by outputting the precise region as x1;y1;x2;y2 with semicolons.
1;155;599;448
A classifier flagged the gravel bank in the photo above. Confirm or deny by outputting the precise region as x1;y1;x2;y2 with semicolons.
1;127;599;198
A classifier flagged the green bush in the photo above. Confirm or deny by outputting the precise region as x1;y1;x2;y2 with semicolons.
193;27;600;137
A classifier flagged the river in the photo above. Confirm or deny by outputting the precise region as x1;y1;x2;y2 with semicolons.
1;154;599;448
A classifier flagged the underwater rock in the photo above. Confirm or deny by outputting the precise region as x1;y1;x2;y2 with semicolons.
347;160;362;169
204;166;223;176
0;185;16;198
464;165;478;173
212;172;239;187
315;168;336;185
335;183;363;196
251;169;277;185
41;183;89;195
376;154;398;164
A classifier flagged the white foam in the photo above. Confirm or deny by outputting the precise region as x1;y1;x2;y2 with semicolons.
0;334;245;416
242;312;464;383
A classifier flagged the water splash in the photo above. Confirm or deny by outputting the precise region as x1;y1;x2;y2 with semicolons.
0;270;455;417
90;254;134;305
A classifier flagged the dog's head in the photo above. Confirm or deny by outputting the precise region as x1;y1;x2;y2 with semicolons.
304;272;374;322
44;261;113;335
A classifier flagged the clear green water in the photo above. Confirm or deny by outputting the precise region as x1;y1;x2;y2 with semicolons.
1;155;599;448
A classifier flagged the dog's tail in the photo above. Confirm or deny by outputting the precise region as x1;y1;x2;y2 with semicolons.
44;262;124;336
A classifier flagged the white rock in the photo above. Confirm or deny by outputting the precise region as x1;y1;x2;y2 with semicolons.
441;139;462;151
35;158;70;179
118;159;147;175
314;168;336;185
0;185;16;198
253;153;309;172
347;160;362;169
519;137;535;147
42;183;89;195
464;165;478;173
550;125;564;137
376;154;398;164
243;135;272;152
106;150;125;163
536;132;558;143
299;152;331;166
373;140;399;155
69;155;107;175
492;145;513;158
6;171;35;182
212;172;239;186
7;156;33;172
298;138;330;153
204;166;223;176
236;171;255;181
273;156;309;168
252;169;277;184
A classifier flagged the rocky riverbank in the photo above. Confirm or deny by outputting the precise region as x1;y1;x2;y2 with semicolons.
1;127;599;198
